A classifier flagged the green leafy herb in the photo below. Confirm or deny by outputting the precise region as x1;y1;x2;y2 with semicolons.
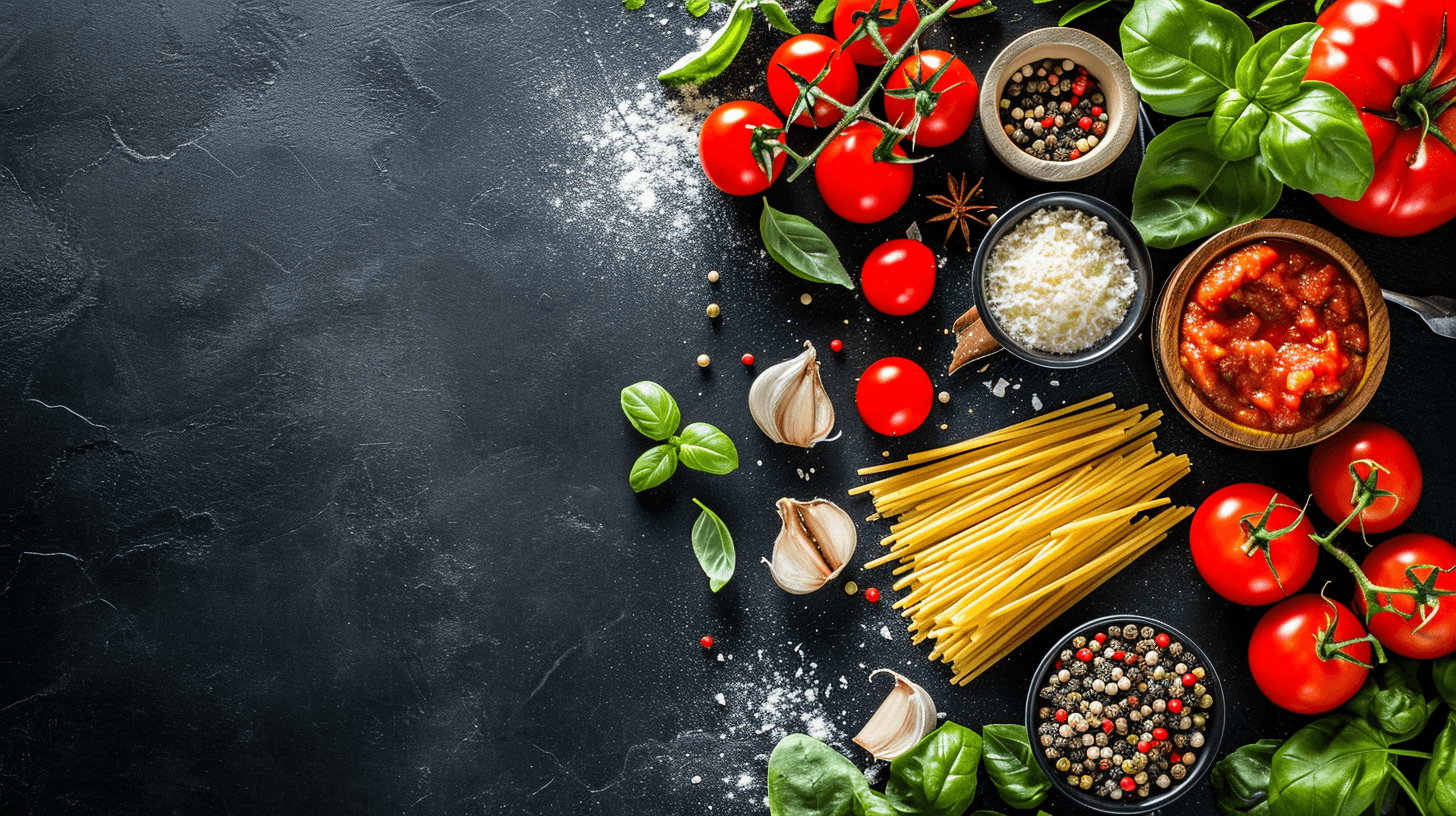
1059;0;1118;26
1209;90;1269;161
886;723;982;816
1434;655;1456;708
1418;712;1456;816
1130;119;1283;249
1120;0;1252;117
630;445;679;493
1211;739;1281;816
677;422;740;475
760;199;853;289
658;0;799;85
624;0;646;8
950;0;999;19
1258;81;1374;200
812;0;838;23
690;498;735;591
767;733;870;816
1234;22;1321;106
758;0;799;35
687;0;711;16
621;381;681;441
1267;715;1393;816
1342;660;1428;744
981;724;1050;810
620;381;736;491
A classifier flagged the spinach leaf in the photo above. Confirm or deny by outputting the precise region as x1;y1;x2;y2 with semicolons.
1209;89;1269;161
887;722;982;816
981;724;1051;810
1418;712;1456;816
630;445;678;492
1433;656;1456;708
852;789;898;816
758;0;801;35
813;0;838;24
690;498;735;592
621;381;681;441
1212;739;1282;816
760;199;854;289
1131;118;1283;249
1059;0;1116;25
1343;661;1428;744
658;0;756;85
1235;23;1322;106
677;422;739;475
1120;0;1254;117
687;0;711;16
1268;715;1392;816
1259;81;1374;200
767;733;865;816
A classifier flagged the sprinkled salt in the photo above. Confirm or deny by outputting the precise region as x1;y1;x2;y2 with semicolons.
880;626;893;640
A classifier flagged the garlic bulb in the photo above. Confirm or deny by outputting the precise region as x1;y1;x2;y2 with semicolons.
748;341;837;447
762;498;857;594
853;670;938;760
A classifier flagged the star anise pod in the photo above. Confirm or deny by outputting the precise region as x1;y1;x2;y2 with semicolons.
926;173;996;251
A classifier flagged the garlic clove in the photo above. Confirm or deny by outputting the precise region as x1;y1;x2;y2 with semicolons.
762;498;857;595
853;669;938;760
748;341;837;447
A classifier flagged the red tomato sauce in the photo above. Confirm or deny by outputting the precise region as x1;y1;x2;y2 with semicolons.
1179;240;1368;432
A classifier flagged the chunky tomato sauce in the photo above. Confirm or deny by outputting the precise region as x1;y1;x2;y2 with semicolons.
1179;240;1368;432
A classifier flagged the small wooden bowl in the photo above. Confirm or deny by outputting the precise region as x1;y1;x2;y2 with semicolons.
978;28;1139;182
1152;219;1391;451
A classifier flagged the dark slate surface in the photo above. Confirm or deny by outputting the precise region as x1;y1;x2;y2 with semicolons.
0;1;1451;814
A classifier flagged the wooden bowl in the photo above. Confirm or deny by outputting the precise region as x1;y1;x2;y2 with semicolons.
978;27;1139;182
1152;219;1391;451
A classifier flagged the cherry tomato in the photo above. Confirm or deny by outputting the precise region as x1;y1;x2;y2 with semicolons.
815;121;913;223
1190;484;1318;606
698;101;785;196
1355;533;1456;659
1249;594;1371;714
883;50;979;147
833;0;920;67
1309;422;1422;534
856;357;933;436
767;34;859;128
861;239;936;316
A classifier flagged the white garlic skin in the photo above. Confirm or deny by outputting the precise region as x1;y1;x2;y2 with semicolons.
748;341;836;448
763;498;857;595
852;669;938;760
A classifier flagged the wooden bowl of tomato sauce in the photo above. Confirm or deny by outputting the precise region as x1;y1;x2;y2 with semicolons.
1152;219;1390;451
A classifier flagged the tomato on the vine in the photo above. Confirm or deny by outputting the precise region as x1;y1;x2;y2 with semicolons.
883;50;979;147
815;121;913;223
767;34;859;128
1190;484;1318;606
833;0;920;67
861;239;935;316
1249;594;1372;715
1308;421;1422;534
698;101;785;196
1355;533;1456;659
856;357;933;436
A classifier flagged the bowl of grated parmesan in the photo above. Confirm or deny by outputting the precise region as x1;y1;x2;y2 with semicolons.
972;192;1152;369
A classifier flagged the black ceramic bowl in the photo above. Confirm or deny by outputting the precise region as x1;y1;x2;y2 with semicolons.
1023;614;1225;814
971;192;1152;369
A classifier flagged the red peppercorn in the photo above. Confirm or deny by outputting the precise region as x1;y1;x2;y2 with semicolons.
1125;653;1139;665
1068;149;1081;160
1182;673;1197;687
1041;116;1054;129
830;338;844;353
1077;648;1093;662
1048;73;1059;85
1070;95;1081;107
1072;77;1088;95
1055;660;1063;669
700;635;714;649
1152;727;1169;741
1155;633;1170;648
1078;116;1094;131
1055;709;1068;723
1102;719;1115;733
1120;776;1137;792
1126;695;1138;707
1111;650;1126;661
1094;632;1107;644
1167;699;1183;714
1091;106;1104;117
864;586;880;603
741;353;755;366
1137;740;1151;754
1172;752;1183;764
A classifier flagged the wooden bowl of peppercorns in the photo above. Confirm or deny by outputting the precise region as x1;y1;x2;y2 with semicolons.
1024;615;1224;813
978;28;1139;182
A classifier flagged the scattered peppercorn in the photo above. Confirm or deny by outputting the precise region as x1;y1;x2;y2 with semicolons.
707;270;720;283
864;586;880;603
696;354;710;368
700;635;714;649
800;293;812;305
830;338;843;352
706;303;720;318
845;581;859;595
741;353;755;366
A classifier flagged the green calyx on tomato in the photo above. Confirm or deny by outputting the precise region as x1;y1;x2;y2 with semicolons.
1382;15;1456;151
768;34;860;128
1190;484;1318;607
835;0;922;67
1250;594;1375;714
883;51;977;148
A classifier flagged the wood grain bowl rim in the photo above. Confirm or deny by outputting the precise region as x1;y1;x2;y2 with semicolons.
1152;219;1391;451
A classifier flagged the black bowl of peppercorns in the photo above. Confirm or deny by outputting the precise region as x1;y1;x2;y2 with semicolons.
1024;614;1224;814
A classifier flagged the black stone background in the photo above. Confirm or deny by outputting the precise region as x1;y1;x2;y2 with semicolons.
0;1;1451;814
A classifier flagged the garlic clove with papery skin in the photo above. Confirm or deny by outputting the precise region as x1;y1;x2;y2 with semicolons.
748;341;837;447
762;498;857;595
853;669;938;761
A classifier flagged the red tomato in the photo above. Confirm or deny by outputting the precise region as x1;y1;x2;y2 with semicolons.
1190;484;1318;606
814;121;913;223
833;0;921;67
1249;595;1371;714
1306;0;1456;236
856;357;933;436
949;0;985;9
883;50;979;147
698;101;785;196
1308;421;1422;534
1355;533;1456;659
767;34;859;128
861;239;936;315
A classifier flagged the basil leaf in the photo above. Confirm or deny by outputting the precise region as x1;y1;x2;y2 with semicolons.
1211;739;1281;816
1259;81;1374;200
758;0;801;35
658;0;755;86
853;789;898;816
1342;661;1427;744
624;0;645;8
759;199;853;289
1131;118;1283;249
982;724;1051;810
1209;89;1269;161
768;733;863;816
621;380;681;441
1120;0;1254;117
1235;23;1322;106
887;722;982;816
630;445;678;492
1060;0;1116;26
687;0;711;16
1267;715;1391;816
677;422;739;475
950;1;998;18
1418;712;1456;816
1434;655;1456;708
813;0;838;24
690;498;735;592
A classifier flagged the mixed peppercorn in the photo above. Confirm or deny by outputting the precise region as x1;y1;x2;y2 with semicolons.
997;58;1109;163
1034;623;1215;801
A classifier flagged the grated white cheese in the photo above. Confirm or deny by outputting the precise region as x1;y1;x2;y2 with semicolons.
984;207;1135;353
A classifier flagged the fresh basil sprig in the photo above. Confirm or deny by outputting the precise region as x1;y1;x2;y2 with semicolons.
1419;711;1456;816
981;724;1051;810
658;0;799;86
760;199;853;289
620;381;738;492
1210;739;1280;816
691;498;735;591
887;722;981;816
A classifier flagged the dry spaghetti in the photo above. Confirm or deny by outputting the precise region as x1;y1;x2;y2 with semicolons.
852;394;1192;685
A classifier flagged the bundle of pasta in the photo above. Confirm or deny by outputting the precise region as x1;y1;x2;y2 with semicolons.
852;393;1191;686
